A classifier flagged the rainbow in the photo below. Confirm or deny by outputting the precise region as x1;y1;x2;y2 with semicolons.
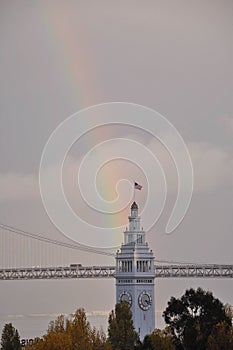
37;2;100;106
36;3;143;246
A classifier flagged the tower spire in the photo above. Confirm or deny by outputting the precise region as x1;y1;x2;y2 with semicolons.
131;201;138;217
125;201;144;244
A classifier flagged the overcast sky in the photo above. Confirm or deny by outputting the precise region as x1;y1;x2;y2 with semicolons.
0;0;233;339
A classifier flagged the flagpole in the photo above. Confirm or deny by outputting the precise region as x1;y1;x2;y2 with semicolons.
133;181;135;202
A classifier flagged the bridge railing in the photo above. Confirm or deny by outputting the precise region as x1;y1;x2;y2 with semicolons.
155;264;233;278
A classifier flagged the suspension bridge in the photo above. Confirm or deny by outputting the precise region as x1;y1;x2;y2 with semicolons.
0;223;233;281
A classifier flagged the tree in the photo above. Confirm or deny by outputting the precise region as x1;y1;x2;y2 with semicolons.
142;328;175;350
206;321;233;350
1;323;21;350
24;338;43;350
67;308;92;350
25;308;110;350
108;301;138;350
163;287;231;350
90;328;112;350
225;303;233;320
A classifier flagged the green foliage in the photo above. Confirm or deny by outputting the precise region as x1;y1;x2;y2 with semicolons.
108;301;138;350
1;323;21;350
163;287;232;350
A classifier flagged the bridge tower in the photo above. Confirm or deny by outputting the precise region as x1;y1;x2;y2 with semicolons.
116;202;155;340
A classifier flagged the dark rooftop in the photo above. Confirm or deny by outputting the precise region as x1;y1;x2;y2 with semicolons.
131;201;138;209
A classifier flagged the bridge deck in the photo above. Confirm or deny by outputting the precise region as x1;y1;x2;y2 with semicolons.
0;264;233;280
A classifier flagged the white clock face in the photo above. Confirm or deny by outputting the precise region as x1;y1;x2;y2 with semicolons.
138;291;152;311
119;291;132;306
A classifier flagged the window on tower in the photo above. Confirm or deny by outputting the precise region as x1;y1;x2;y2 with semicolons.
119;260;132;272
118;279;132;284
136;260;152;272
136;279;153;283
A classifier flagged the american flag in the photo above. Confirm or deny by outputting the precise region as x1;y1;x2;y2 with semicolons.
134;182;142;190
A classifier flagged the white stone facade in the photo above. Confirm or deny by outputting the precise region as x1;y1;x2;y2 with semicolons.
115;202;155;340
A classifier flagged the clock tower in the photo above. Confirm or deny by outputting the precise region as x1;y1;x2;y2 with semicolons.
116;202;155;340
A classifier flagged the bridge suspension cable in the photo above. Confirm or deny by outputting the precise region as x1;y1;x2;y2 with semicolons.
0;223;228;267
0;223;200;264
0;223;115;258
